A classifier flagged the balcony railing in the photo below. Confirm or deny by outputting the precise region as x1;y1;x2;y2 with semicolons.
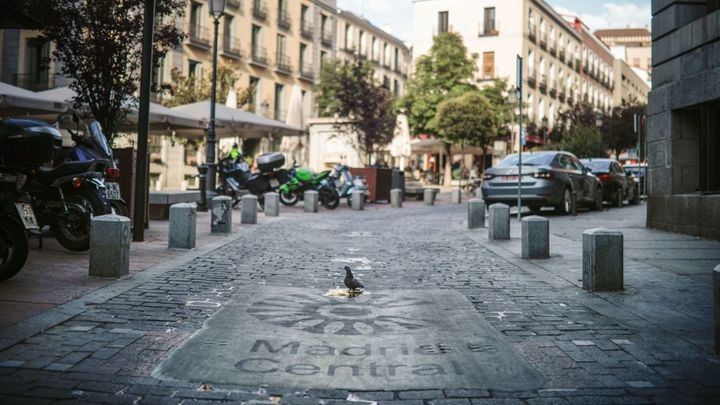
574;58;581;72
275;53;292;74
301;19;313;39
528;23;537;42
300;62;314;81
548;81;557;98
222;35;243;59
227;0;241;10
252;1;268;20
558;50;565;62
548;40;556;56
539;74;547;93
527;69;537;88
278;9;291;30
321;28;333;47
341;42;356;53
539;34;547;49
188;25;211;48
251;46;269;67
13;73;54;91
558;90;566;102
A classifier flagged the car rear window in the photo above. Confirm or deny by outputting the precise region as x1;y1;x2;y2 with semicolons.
582;160;610;172
497;153;555;167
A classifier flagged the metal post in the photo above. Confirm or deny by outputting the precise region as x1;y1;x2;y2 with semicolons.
197;164;209;212
132;0;156;242
516;55;523;221
205;16;220;193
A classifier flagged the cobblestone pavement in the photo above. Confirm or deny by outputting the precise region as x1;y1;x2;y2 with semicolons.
1;203;719;404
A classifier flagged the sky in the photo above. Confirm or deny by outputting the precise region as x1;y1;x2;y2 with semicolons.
336;0;652;43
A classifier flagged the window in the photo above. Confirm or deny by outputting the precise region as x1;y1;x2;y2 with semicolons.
359;31;366;55
252;24;262;54
393;79;399;95
300;43;307;66
483;7;496;34
700;102;720;192
184;144;198;166
249;76;260;111
382;75;390;90
438;11;449;33
190;2;203;33
394;48;400;69
482;51;495;79
344;23;352;48
188;60;202;82
276;34;286;57
274;83;285;121
23;38;50;90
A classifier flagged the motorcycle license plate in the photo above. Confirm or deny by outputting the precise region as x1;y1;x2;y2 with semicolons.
269;178;280;188
15;203;39;230
106;182;121;200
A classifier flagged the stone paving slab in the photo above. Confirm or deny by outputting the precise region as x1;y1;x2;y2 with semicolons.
155;286;544;391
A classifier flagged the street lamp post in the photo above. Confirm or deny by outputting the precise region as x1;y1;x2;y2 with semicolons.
508;86;517;154
205;0;226;193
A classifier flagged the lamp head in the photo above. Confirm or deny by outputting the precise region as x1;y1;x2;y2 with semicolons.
210;0;226;18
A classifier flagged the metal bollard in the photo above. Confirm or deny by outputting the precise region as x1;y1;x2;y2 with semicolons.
264;192;279;217
89;215;130;277
352;190;365;211
169;203;196;249
467;199;486;229
304;190;319;213
488;203;510;240
521;216;549;259
424;189;435;206
197;164;209;212
211;196;232;234
582;228;623;291
390;189;403;208
451;189;462;204
241;194;258;224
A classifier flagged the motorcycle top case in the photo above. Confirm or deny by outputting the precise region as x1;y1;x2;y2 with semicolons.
0;119;62;167
256;152;285;172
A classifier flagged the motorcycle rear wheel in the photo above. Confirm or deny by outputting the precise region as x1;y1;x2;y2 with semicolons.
319;187;340;210
108;200;130;217
0;217;29;281
51;187;107;252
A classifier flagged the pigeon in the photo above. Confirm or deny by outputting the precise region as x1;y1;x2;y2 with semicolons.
344;266;364;292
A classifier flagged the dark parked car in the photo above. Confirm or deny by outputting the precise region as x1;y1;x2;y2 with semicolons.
581;158;640;207
481;151;604;214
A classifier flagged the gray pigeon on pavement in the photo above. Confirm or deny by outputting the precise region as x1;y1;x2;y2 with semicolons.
344;266;364;292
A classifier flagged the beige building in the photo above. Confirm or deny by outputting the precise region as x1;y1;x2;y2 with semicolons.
595;27;651;85
612;58;649;106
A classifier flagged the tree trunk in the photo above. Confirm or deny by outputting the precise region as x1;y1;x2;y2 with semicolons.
443;142;452;187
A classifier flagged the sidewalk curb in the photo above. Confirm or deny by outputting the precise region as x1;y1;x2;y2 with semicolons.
0;217;285;351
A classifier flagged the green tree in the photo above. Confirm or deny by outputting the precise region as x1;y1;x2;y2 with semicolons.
316;58;396;164
551;102;601;144
436;92;499;171
161;64;254;108
397;32;478;185
479;79;514;140
600;101;647;158
559;125;607;158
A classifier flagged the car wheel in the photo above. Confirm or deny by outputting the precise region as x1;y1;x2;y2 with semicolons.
593;187;604;211
556;188;572;215
615;188;624;208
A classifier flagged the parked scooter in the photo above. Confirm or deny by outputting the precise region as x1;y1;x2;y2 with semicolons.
327;164;369;207
278;164;340;209
217;152;289;207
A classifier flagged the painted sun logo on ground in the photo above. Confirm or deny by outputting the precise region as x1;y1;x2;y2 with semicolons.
247;293;433;335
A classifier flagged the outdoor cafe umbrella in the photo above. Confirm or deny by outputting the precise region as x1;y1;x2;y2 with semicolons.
0;81;67;117
281;85;305;163
390;113;412;169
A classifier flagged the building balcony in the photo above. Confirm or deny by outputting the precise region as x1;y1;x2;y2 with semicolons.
480;23;498;37
187;25;211;50
301;20;313;39
548;41;556;56
527;71;537;88
549;82;557;98
226;0;241;10
13;73;54;91
528;23;536;42
341;43;356;54
558;50;565;62
567;96;574;105
252;0;268;20
277;10;291;30
539;75;547;94
275;53;292;74
575;60;581;72
539;35;547;50
300;62;314;82
221;35;243;59
558;91;566;103
321;29;333;47
250;46;269;67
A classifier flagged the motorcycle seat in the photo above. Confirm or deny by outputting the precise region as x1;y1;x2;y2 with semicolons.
36;161;95;185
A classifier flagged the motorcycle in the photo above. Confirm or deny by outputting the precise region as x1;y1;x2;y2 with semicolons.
62;112;129;217
327;164;369;207
217;152;289;208
278;164;340;209
0;117;62;279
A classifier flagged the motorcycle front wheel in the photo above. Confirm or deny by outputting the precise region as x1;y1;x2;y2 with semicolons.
0;217;29;281
279;190;299;206
319;187;340;210
51;187;107;252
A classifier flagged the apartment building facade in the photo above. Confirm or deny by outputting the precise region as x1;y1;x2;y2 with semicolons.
612;58;649;106
565;17;615;112
595;27;652;85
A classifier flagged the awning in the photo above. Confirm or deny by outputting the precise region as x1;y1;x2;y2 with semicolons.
172;100;305;139
0;81;67;116
38;86;206;134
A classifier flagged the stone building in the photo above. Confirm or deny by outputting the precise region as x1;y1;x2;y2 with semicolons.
647;0;720;238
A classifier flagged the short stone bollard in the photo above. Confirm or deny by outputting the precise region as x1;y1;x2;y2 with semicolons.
452;189;462;204
424;189;435;206
241;194;257;224
89;215;130;277
304;190;319;213
168;203;196;249
264;192;279;217
714;265;720;354
352;190;364;211
211;196;233;234
488;203;510;240
582;228;624;291
467;199;486;229
521;216;549;259
390;189;403;208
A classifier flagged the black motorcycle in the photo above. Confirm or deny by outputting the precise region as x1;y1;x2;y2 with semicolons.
0;118;62;279
217;152;289;207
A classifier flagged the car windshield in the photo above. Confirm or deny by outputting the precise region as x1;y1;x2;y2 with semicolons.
498;153;555;167
582;160;610;172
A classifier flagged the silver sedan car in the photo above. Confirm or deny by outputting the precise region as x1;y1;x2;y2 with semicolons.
481;151;604;214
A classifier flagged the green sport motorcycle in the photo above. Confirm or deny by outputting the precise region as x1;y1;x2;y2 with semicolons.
278;167;340;209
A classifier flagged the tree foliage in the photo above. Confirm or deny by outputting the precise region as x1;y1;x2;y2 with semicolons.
559;125;607;158
32;0;186;141
478;79;514;140
600;101;647;158
436;92;498;151
397;32;478;137
316;58;396;164
161;64;254;109
551;102;601;144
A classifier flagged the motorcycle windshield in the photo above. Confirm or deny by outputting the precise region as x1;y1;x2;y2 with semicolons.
89;121;112;157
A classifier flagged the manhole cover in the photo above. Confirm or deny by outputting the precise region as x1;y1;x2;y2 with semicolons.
154;287;544;390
